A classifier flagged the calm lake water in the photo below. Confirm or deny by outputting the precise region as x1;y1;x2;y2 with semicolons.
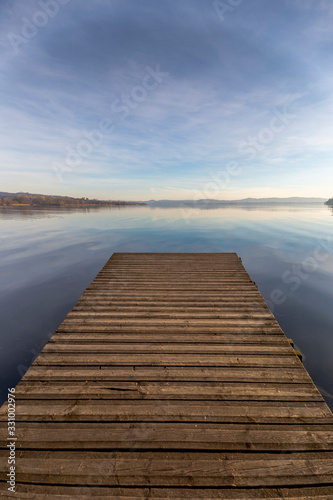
1;204;333;409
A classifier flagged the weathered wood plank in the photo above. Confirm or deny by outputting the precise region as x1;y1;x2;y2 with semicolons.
49;333;289;343
1;484;333;499
1;400;331;423
73;304;270;311
89;280;255;286
86;287;260;292
57;321;284;332
70;295;265;301
63;314;274;322
71;306;271;314
42;343;294;354
83;291;263;297
1;423;333;451
33;353;302;367
21;366;312;383
11;381;322;401
1;451;333;487
57;324;285;333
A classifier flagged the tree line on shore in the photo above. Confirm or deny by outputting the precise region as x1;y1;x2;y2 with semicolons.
0;194;145;207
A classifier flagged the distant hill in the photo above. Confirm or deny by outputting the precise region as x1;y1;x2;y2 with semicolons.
0;192;145;207
146;197;327;208
0;191;45;198
0;192;16;198
325;198;333;206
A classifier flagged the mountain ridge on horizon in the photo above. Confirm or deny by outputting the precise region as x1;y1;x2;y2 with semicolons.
146;197;328;207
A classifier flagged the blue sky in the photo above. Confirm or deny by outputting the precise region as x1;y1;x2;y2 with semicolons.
1;0;333;200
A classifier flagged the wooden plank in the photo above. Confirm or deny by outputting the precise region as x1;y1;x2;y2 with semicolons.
96;277;256;281
86;286;259;291
73;302;270;309
1;451;333;487
33;353;301;367
59;316;279;323
83;290;262;295
63;313;274;320
1;484;333;499
75;296;268;301
11;381;322;401
58;321;283;331
2;423;333;451
73;299;269;304
57;322;281;335
90;281;254;286
21;366;312;383
71;306;271;314
49;333;289;343
1;400;331;423
42;343;294;354
0;485;331;500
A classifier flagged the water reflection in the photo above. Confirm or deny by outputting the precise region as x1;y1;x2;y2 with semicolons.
0;204;332;408
0;205;131;220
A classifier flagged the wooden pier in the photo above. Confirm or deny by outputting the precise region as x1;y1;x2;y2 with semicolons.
1;252;333;498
